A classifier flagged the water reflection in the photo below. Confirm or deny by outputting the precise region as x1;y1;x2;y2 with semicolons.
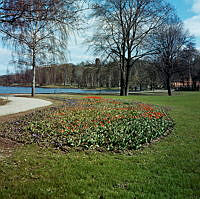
0;86;119;94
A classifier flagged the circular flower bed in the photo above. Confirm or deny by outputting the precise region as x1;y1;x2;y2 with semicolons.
0;97;174;152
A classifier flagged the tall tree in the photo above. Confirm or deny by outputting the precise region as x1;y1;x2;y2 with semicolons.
0;0;27;23
89;0;172;96
0;0;83;96
149;16;193;96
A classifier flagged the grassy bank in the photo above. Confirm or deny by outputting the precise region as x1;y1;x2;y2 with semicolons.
0;92;200;198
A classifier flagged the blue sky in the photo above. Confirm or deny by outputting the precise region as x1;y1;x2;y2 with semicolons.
0;0;200;75
168;0;200;46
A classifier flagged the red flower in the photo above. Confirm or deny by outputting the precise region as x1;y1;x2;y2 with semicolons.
83;96;103;99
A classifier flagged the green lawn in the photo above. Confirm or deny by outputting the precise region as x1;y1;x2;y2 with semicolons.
0;92;200;199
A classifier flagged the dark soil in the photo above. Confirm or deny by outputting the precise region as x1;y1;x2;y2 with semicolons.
0;107;50;158
0;95;56;158
0;137;21;158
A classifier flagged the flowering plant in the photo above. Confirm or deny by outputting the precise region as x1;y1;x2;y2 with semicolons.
1;96;174;152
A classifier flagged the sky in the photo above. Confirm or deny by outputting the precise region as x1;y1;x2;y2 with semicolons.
0;0;200;75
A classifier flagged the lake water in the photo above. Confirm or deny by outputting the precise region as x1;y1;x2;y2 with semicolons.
0;86;119;94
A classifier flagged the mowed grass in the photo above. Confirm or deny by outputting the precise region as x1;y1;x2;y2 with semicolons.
0;92;200;199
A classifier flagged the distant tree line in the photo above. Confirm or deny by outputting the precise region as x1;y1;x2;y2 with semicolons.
0;0;200;95
1;55;200;91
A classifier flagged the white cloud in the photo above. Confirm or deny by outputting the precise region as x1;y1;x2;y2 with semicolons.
67;21;96;64
0;47;11;56
72;54;95;62
184;15;200;37
192;0;200;13
184;0;200;49
0;47;13;75
0;67;6;75
0;48;12;65
68;43;95;64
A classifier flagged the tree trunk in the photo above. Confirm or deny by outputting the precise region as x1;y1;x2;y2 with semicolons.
120;70;126;96
32;51;36;97
108;72;111;88
125;66;131;96
140;84;142;91
64;67;67;86
166;76;172;96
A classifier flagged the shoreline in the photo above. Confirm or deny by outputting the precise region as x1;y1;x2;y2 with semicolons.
0;85;119;90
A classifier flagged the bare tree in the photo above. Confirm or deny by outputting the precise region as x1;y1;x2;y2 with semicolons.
149;16;193;96
88;0;172;96
0;0;83;96
175;44;200;90
0;0;27;23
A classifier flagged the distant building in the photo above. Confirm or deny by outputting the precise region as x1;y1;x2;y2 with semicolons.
172;79;200;91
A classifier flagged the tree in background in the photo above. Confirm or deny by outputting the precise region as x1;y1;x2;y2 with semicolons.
131;60;161;91
149;15;194;96
88;0;172;96
0;0;83;96
175;44;200;90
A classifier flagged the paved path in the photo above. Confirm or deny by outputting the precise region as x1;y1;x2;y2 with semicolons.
0;96;52;116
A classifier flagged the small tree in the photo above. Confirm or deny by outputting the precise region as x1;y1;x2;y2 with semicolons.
0;0;83;96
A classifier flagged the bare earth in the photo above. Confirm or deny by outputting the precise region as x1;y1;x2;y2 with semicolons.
0;137;21;159
0;96;52;158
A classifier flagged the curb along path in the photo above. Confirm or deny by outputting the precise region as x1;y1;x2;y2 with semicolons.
0;96;52;116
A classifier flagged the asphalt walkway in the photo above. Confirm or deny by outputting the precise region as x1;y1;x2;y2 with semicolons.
0;96;52;116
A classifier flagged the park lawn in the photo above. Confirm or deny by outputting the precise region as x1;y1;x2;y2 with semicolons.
0;92;200;199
